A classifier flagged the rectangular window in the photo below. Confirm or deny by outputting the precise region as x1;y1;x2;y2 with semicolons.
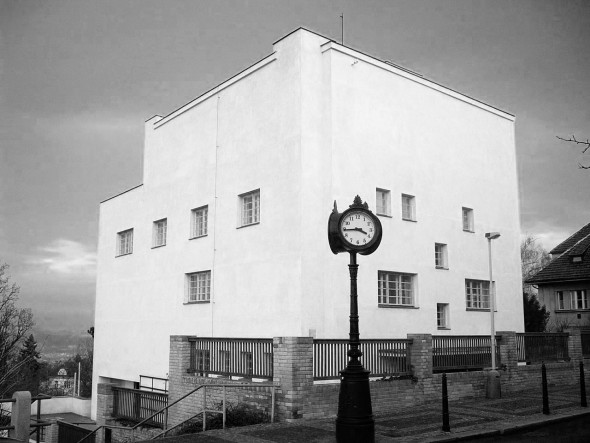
465;279;490;310
239;189;260;227
556;291;567;310
378;271;415;307
152;218;167;247
196;350;210;374
376;188;391;216
191;206;208;238
462;207;474;232
435;243;448;269
437;303;449;329
186;271;211;303
571;290;589;310
401;194;416;221
116;229;133;256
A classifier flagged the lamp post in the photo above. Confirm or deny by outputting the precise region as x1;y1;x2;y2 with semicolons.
485;231;501;398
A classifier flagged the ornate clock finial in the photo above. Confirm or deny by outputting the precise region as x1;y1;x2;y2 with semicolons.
350;195;369;210
333;200;338;213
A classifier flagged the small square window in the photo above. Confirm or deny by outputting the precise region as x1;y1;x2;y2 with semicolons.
186;271;211;303
401;194;416;221
462;207;474;232
465;279;491;310
376;188;391;216
435;243;448;269
116;229;133;256
191;206;208;238
152;218;167;247
437;303;450;329
239;189;260;227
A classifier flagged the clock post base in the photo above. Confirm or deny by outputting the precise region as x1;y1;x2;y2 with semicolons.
335;366;375;443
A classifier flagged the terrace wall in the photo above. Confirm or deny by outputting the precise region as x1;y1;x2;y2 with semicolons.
95;330;589;436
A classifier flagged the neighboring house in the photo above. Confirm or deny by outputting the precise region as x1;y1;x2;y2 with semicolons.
91;28;523;419
527;222;590;327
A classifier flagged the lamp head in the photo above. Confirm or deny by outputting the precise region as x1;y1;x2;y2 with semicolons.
485;232;501;240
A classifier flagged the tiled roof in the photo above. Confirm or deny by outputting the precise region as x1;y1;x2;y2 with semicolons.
549;222;590;254
527;227;590;284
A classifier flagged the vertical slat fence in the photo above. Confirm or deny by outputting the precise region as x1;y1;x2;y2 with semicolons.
313;339;411;380
516;332;570;363
112;387;168;428
432;335;498;372
187;338;273;378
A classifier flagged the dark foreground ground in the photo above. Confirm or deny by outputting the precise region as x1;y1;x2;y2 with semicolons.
138;384;589;442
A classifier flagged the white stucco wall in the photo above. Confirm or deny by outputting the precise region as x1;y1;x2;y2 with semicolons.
92;29;523;419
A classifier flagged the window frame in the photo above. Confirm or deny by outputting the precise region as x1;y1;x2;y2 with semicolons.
555;291;568;310
437;303;450;329
152;218;167;248
186;271;212;304
378;271;416;308
238;189;260;228
401;194;416;222
376;188;391;217
462;207;474;232
190;205;208;239
571;290;589;310
435;243;448;269
465;279;491;310
116;228;134;257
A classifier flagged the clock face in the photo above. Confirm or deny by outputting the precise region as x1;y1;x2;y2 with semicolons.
340;210;376;247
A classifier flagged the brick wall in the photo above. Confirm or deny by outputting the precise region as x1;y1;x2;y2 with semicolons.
107;331;590;432
168;336;275;428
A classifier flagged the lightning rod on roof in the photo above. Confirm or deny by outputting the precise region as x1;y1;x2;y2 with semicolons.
340;13;344;45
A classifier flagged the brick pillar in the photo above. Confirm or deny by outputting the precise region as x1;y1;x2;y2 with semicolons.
95;383;116;443
273;337;314;422
9;391;31;442
407;334;432;380
43;419;58;443
566;328;583;365
497;331;518;370
168;335;194;428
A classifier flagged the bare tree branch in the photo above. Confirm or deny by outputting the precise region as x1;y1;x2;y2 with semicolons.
557;135;590;168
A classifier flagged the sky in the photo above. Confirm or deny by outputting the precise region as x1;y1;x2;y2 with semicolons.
0;0;589;338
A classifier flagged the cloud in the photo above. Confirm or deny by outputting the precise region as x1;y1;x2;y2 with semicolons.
26;238;97;279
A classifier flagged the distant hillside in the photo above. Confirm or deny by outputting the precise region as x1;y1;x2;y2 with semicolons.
32;328;90;361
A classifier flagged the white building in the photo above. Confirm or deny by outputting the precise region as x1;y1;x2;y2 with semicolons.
92;28;523;419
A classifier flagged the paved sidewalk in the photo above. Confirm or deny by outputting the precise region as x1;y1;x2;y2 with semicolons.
143;385;589;442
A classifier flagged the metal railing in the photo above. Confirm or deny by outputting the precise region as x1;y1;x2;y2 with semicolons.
0;393;52;443
58;420;95;443
188;337;273;378
78;383;275;443
313;339;412;380
139;375;168;393
112;387;168;428
581;331;590;358
432;335;499;372
516;332;570;363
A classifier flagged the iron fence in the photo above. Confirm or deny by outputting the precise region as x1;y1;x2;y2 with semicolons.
516;332;570;363
432;335;498;372
188;337;273;379
313;339;412;380
112;387;168;428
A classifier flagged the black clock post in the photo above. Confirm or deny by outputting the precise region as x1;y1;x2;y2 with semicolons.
328;196;382;443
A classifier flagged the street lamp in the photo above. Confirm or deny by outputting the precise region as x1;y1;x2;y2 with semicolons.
485;232;501;398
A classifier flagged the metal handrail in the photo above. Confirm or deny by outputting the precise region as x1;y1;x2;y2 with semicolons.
77;382;275;443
